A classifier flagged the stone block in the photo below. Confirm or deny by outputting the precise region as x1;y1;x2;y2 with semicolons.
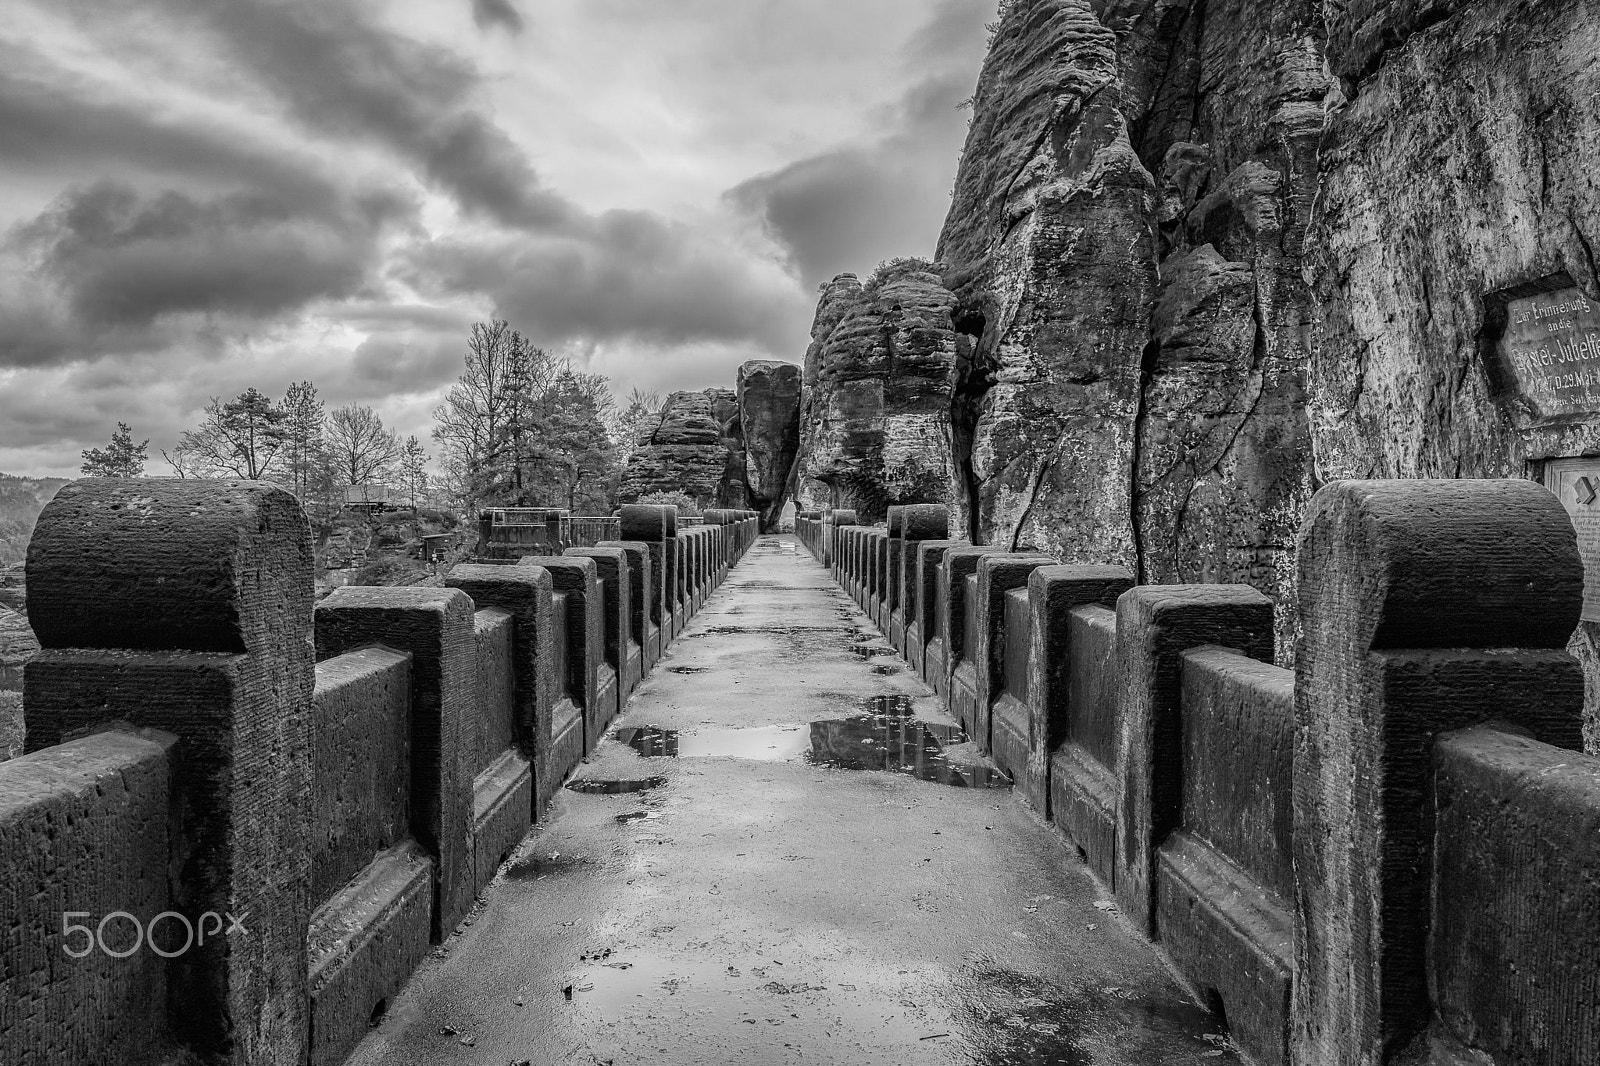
938;546;1004;727
972;553;1054;753
519;556;609;754
315;586;477;940
471;609;517;774
1294;479;1586;1065
24;477;314;1063
598;541;656;673
311;647;411;905
1429;726;1600;1065
1156;646;1295;1066
1013;565;1135;817
1113;583;1274;934
1050;604;1120;881
443;565;566;820
307;842;433;1066
0;730;177;1066
568;547;638;701
619;503;677;541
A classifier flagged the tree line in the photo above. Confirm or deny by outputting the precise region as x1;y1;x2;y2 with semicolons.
80;320;664;518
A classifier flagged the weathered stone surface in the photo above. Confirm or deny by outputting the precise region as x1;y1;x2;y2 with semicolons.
1294;479;1586;1066
928;0;1319;657
0;729;179;1066
315;585;478;939
1430;726;1600;1066
619;389;750;508
311;646;412;906
24;477;316;1065
1305;0;1600;741
799;259;958;520
737;359;802;531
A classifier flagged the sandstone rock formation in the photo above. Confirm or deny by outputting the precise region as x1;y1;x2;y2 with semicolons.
619;388;750;508
736;360;802;530
930;0;1325;650
799;259;958;522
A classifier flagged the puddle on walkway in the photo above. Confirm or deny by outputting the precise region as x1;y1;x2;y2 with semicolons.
808;696;1011;789
848;642;895;658
611;696;1010;789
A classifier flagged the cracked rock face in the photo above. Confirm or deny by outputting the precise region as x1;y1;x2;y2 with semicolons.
799;261;959;522
619;389;750;508
737;360;803;531
932;0;1322;654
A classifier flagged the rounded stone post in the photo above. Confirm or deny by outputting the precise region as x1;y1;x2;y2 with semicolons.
24;477;315;1066
1293;480;1585;1066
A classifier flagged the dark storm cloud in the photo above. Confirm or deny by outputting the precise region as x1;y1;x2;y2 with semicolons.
17;181;397;326
0;179;403;367
471;0;524;34
726;0;989;288
403;208;809;354
165;0;573;230
0;60;344;209
727;148;943;289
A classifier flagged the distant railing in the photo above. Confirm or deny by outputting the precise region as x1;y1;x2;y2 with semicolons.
560;516;621;548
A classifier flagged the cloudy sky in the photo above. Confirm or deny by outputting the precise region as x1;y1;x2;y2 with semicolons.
0;0;992;477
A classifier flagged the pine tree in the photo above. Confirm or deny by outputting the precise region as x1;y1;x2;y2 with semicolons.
80;422;149;477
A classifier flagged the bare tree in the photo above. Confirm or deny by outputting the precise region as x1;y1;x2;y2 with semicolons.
325;404;402;486
432;319;556;508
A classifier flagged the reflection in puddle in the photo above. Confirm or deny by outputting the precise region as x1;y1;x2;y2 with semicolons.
608;699;1010;787
848;643;894;658
806;696;1011;789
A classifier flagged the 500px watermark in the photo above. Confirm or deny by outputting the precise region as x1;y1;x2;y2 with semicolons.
60;911;249;958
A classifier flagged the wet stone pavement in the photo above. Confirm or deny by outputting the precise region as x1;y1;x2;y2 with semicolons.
347;535;1237;1066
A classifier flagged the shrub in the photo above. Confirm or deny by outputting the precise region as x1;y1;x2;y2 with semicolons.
634;490;701;517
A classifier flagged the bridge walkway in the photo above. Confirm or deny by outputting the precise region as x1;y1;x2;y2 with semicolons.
346;534;1236;1066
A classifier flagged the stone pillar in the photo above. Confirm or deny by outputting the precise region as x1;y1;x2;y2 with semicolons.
972;553;1055;753
1292;480;1586;1066
885;508;906;636
519;556;609;753
599;540;656;671
620;504;676;644
1111;584;1275;935
909;538;960;679
24;477;314;1066
829;509;858;581
1018;565;1133;817
939;545;1005;715
315;586;477;939
567;546;637;702
892;505;949;655
443;564;561;817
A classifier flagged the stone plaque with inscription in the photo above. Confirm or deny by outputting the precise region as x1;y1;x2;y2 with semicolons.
1497;285;1600;421
1544;457;1600;622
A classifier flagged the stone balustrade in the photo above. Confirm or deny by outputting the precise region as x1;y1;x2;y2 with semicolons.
797;482;1600;1066
0;478;757;1066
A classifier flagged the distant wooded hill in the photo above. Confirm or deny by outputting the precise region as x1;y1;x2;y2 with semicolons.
0;474;71;565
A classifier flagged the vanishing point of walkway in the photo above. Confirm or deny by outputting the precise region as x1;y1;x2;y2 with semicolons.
347;535;1235;1066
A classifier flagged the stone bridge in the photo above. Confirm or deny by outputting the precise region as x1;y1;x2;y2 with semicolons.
2;478;1597;1066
